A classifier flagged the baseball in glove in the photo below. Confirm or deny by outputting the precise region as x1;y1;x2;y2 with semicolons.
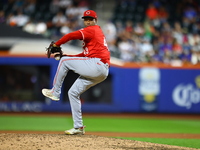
46;41;63;59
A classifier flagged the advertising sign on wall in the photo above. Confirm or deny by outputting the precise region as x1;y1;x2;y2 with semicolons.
139;68;160;112
159;69;200;113
1;57;200;113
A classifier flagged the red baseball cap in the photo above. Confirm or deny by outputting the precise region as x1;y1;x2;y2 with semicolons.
82;10;97;19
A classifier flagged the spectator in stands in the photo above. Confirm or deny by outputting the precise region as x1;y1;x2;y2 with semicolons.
77;0;89;8
118;37;135;62
134;22;145;37
59;0;72;8
115;21;124;38
191;41;200;64
182;39;191;54
158;36;173;59
157;6;169;24
143;20;155;41
152;38;162;62
35;21;47;35
12;0;25;12
24;0;36;16
52;11;67;26
6;13;17;26
145;3;158;21
119;20;134;41
102;21;118;57
172;22;184;45
162;50;172;64
161;22;172;33
14;10;30;28
125;20;134;33
76;2;89;26
182;16;192;32
23;19;36;34
183;6;197;23
60;23;71;35
181;40;192;63
188;32;200;47
52;11;68;36
50;0;64;14
139;38;154;62
65;4;80;22
152;0;161;8
0;11;6;23
172;37;183;57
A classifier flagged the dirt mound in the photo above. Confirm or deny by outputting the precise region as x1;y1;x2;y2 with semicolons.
0;133;197;150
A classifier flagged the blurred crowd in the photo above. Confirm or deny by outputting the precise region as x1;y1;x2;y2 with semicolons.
0;0;89;40
103;0;200;65
0;0;200;65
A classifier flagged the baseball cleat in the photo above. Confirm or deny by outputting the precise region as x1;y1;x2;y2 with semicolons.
42;89;59;101
64;126;85;135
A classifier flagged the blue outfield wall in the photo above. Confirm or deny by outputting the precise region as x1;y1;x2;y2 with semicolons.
159;69;200;113
0;57;200;113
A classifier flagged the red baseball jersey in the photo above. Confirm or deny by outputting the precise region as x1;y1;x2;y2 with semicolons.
55;25;110;64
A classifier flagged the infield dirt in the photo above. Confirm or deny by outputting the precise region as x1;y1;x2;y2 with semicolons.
0;133;199;150
0;113;200;150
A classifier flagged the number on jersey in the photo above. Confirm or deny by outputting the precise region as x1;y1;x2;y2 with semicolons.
104;37;109;51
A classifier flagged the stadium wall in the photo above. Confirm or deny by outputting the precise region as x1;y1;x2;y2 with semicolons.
0;57;200;113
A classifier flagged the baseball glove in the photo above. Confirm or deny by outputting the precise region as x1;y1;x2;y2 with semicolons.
46;41;63;58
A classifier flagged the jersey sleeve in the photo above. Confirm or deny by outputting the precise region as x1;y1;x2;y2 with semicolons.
79;27;94;42
55;30;83;46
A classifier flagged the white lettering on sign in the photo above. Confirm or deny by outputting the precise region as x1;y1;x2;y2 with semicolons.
0;102;42;112
172;84;200;109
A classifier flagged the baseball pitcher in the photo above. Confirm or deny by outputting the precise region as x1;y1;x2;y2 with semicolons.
42;10;110;135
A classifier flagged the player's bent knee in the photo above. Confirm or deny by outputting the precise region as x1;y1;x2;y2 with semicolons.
68;88;79;99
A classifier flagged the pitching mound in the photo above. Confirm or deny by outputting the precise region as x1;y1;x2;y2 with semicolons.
0;133;196;150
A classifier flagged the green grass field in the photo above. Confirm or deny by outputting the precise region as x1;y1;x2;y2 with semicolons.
0;114;200;149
